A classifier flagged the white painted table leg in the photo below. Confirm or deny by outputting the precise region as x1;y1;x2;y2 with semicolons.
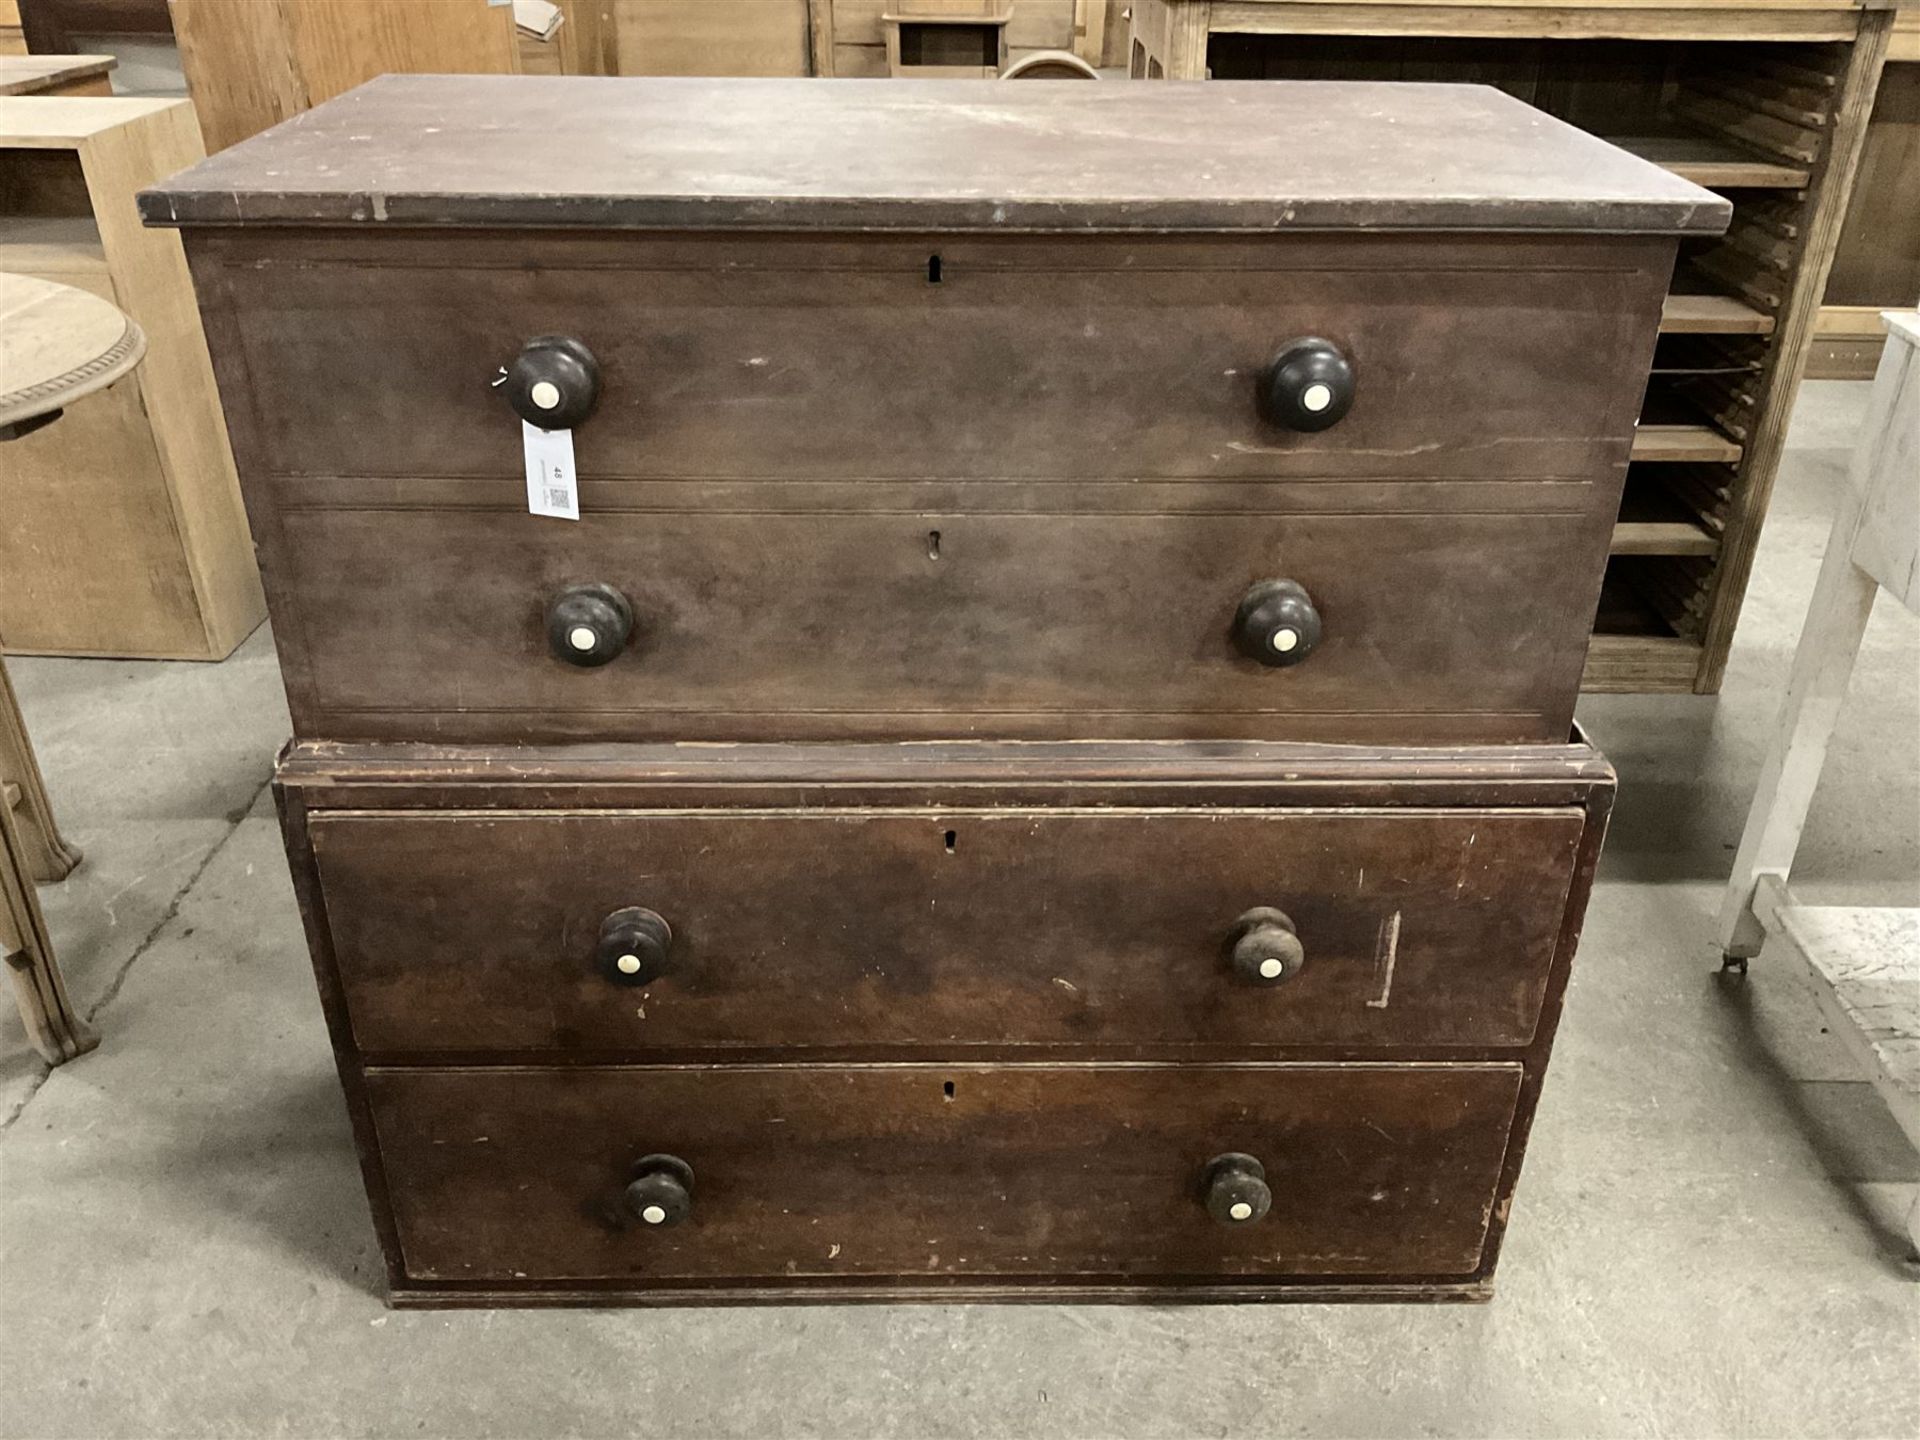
1714;488;1880;964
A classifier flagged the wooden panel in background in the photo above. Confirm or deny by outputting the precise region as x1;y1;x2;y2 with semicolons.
169;0;519;154
167;0;303;152
281;0;518;94
615;0;808;75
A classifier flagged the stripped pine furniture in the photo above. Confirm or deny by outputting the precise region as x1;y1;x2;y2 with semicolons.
0;272;139;1064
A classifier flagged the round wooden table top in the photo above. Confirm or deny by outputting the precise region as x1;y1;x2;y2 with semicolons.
0;272;146;431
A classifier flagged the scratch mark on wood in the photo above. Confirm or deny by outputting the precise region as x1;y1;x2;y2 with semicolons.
1366;910;1402;1009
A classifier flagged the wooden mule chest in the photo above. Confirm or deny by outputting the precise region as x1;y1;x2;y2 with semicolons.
146;76;1725;1306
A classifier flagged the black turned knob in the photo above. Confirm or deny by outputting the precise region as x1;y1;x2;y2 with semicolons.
1258;337;1354;432
1201;1153;1273;1225
505;335;601;430
547;583;632;667
1233;579;1321;666
626;1154;694;1228
598;906;672;987
1228;907;1305;986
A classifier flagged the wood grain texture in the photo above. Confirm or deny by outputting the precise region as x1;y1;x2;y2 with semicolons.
260;505;1603;744
1695;10;1896;692
139;74;1729;234
197;229;1667;483
615;0;809;75
274;734;1618;809
170;0;519;155
0;54;114;95
279;736;1612;1303
182;226;1668;742
309;805;1583;1056
168;0;308;153
0;271;142;427
365;1061;1524;1284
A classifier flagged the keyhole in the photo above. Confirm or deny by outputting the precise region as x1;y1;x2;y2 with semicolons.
943;1081;956;1101
944;829;957;854
927;253;943;284
927;530;941;560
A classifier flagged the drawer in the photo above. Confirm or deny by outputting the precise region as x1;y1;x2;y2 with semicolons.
272;506;1602;744
366;1062;1523;1285
310;806;1583;1056
204;231;1663;483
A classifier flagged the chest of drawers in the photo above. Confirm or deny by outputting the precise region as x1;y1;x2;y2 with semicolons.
147;75;1725;1305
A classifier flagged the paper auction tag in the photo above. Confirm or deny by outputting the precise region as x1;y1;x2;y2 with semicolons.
523;421;579;521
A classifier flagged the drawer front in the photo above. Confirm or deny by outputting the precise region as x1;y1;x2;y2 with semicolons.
273;506;1599;743
366;1063;1523;1284
311;806;1583;1055
210;232;1661;483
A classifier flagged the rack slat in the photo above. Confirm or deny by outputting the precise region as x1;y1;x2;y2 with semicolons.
1611;132;1812;187
1661;293;1777;335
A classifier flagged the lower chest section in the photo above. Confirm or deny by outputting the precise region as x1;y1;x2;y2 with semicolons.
285;742;1607;1305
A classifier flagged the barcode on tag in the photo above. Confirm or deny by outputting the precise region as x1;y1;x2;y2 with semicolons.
523;421;579;521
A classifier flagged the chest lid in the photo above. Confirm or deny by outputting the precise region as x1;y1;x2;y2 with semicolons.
140;74;1726;236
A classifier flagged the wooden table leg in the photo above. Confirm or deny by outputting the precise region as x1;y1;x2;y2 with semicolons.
1713;477;1880;968
0;658;82;883
0;782;96;1065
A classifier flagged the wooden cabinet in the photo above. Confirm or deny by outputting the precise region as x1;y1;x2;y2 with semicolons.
148;75;1699;1305
0;98;262;658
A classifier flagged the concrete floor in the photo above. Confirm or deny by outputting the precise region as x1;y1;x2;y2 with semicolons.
2;381;1916;1438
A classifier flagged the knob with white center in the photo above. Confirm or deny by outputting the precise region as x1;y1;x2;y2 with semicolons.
596;906;672;987
1232;579;1321;668
1257;337;1355;433
504;335;601;430
1227;907;1305;987
546;583;633;668
1201;1153;1272;1226
626;1154;694;1229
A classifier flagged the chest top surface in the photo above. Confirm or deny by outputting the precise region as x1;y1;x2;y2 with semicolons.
139;74;1726;237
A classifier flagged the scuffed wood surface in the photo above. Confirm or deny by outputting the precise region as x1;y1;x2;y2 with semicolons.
309;805;1582;1055
366;1062;1523;1283
1791;905;1920;1116
140;74;1729;234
